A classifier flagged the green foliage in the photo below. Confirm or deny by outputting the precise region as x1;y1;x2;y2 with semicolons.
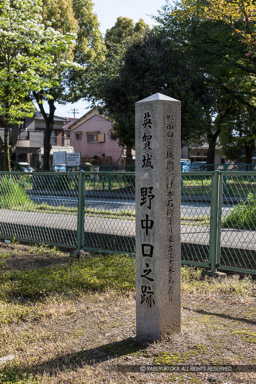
105;16;150;49
0;177;29;208
179;0;256;56
155;3;251;163
0;0;76;170
220;108;256;163
172;0;256;110
92;31;207;151
35;0;104;170
222;193;256;229
89;17;150;161
91;4;250;162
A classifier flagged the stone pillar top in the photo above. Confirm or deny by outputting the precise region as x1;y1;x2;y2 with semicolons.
136;93;180;103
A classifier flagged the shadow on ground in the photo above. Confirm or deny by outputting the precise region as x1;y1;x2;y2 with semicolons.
183;306;256;325
0;338;151;381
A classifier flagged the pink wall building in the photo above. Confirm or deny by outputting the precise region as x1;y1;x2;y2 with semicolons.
67;109;124;165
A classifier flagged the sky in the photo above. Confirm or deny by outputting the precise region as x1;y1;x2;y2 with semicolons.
49;0;168;119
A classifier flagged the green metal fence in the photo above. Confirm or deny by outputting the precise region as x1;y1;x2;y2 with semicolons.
181;172;212;269
0;171;79;248
218;171;256;275
83;172;135;254
0;170;255;275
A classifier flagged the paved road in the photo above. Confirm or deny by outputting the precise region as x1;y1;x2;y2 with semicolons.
0;209;255;250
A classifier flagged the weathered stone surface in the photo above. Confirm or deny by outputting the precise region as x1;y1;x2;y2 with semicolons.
135;93;181;341
0;354;14;365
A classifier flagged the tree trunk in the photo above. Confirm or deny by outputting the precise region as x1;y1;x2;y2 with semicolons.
3;121;11;171
206;143;216;167
10;124;20;162
125;146;133;171
206;128;221;171
43;122;53;170
206;140;217;172
245;139;255;170
10;123;20;158
35;95;56;170
126;146;133;165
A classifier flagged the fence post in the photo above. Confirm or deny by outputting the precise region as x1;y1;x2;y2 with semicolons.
209;170;222;273
77;170;85;251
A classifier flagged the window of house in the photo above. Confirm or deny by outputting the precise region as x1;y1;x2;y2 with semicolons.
75;132;82;140
50;131;56;145
87;134;98;142
87;132;105;143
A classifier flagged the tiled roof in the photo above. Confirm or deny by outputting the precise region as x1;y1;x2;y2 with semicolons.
34;111;68;122
63;118;79;130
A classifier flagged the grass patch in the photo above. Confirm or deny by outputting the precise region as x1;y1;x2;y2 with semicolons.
181;266;255;296
181;215;210;225
0;247;254;305
222;192;256;229
9;202;210;224
0;244;255;384
0;254;135;302
84;208;135;220
154;345;207;365
0;246;254;326
0;177;30;209
9;202;136;220
232;330;256;343
0;367;37;384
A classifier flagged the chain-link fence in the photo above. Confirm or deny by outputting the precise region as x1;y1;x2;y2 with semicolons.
181;172;212;268
218;172;256;274
83;172;135;254
0;170;255;275
213;163;256;171
0;171;79;248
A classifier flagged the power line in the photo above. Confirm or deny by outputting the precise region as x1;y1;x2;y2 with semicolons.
68;108;79;118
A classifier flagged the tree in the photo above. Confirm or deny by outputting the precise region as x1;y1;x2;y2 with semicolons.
173;0;256;109
91;30;217;164
89;17;150;96
93;5;250;165
176;0;256;54
0;0;74;171
34;0;104;170
88;18;152;164
105;17;150;47
220;107;256;164
155;2;253;164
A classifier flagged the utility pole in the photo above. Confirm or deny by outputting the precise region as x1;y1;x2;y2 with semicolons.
68;108;79;118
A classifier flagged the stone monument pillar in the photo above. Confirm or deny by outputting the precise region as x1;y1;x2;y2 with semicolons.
135;93;181;341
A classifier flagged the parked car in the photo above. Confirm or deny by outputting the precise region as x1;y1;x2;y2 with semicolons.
190;161;207;171
12;162;35;172
52;164;67;172
181;159;191;172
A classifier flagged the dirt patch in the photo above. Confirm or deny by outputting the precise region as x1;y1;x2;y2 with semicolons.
0;243;255;383
1;292;255;383
0;242;73;270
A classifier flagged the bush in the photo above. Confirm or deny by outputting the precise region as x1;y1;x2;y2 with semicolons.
0;176;30;208
222;192;256;229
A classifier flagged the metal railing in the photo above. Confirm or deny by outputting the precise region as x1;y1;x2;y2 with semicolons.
0;170;255;275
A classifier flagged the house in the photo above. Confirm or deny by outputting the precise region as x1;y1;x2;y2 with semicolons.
66;109;124;165
0;112;74;168
181;142;225;164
